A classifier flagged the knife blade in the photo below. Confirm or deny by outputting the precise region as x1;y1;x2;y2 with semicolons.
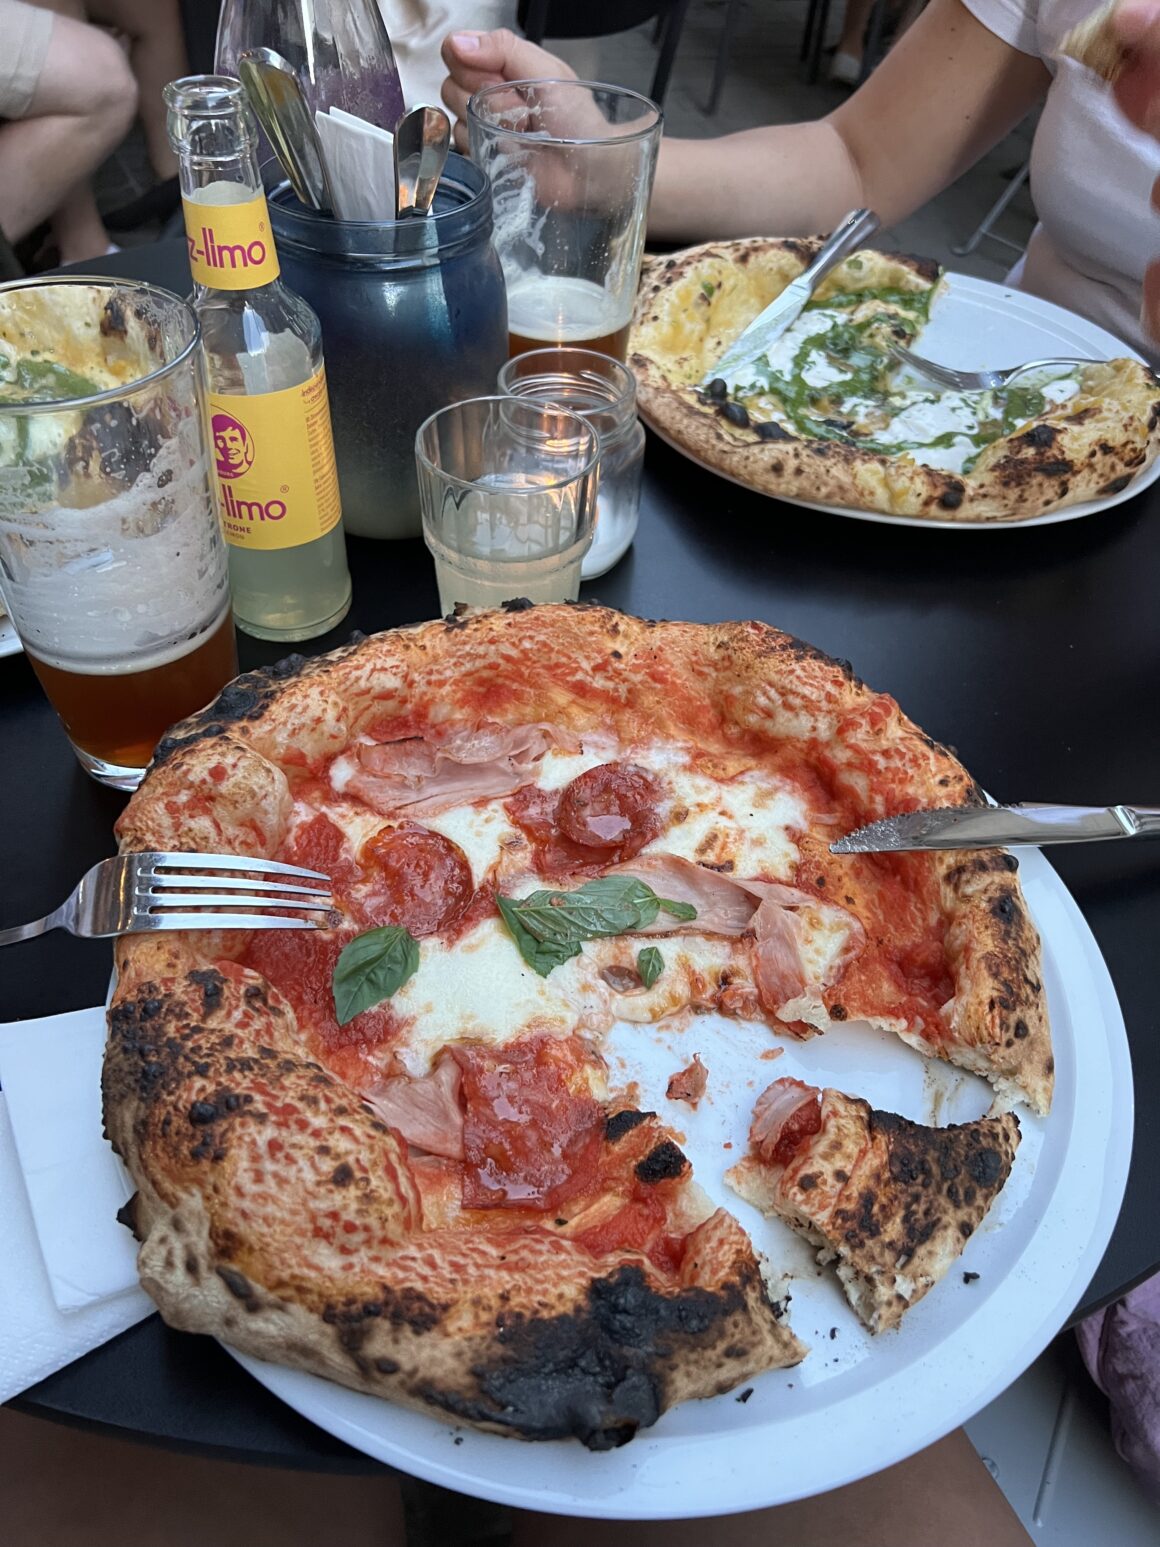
704;208;881;387
830;803;1160;854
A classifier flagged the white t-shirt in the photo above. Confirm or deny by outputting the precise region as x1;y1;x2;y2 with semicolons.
377;1;516;111
962;0;1160;360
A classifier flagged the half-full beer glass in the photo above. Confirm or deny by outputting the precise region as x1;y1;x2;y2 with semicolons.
0;278;237;789
467;80;662;362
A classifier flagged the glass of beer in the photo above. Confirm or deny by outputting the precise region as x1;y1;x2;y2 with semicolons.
0;277;238;790
415;396;599;614
467;80;663;362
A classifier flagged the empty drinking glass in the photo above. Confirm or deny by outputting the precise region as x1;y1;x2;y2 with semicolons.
468;80;662;362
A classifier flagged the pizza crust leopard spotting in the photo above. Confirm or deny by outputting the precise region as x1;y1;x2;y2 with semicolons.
104;604;1052;1442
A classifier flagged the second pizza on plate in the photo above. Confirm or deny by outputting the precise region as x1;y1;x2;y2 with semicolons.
629;239;1160;522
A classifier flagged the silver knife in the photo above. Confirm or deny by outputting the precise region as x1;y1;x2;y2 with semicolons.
703;208;882;387
830;803;1160;854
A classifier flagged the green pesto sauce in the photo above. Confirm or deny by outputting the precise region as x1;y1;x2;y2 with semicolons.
734;285;1051;470
0;355;103;405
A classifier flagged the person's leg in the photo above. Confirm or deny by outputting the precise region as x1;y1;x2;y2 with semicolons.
831;0;876;80
86;0;187;178
0;1406;408;1547
0;7;136;261
512;1428;1033;1547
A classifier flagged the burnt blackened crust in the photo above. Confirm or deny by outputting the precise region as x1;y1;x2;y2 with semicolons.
635;1139;688;1184
605;1108;653;1142
417;1264;754;1449
844;1105;1020;1258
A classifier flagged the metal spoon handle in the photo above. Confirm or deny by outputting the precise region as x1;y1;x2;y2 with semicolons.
239;48;334;214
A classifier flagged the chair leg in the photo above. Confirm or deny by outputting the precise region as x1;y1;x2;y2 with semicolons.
951;160;1032;258
650;0;693;106
858;0;889;81
522;0;550;44
807;0;831;81
704;0;743;115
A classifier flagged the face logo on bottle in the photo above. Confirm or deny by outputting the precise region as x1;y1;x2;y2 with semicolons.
212;412;255;480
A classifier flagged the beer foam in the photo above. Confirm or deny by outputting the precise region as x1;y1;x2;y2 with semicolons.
505;274;632;342
0;434;231;672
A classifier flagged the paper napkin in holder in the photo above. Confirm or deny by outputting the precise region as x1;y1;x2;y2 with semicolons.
315;107;396;221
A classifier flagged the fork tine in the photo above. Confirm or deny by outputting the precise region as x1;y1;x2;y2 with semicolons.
143;893;334;911
141;873;332;897
147;852;329;880
145;913;328;931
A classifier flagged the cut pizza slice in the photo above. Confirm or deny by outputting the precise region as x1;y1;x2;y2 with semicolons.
726;1076;1020;1333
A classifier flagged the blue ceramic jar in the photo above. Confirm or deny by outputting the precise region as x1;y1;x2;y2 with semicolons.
269;155;508;539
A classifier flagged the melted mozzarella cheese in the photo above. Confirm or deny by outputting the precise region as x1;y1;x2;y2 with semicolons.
392;919;611;1074
645;769;805;879
420;802;520;885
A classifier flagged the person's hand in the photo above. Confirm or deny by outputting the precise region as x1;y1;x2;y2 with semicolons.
440;30;574;151
1108;3;1160;341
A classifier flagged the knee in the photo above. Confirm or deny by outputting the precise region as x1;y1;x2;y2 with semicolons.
83;31;139;142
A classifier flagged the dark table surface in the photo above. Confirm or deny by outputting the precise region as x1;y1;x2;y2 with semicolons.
3;241;1158;1473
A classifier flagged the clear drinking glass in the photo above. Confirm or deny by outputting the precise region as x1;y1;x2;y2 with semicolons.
415;396;599;615
497;347;644;579
467;80;663;362
0;277;238;790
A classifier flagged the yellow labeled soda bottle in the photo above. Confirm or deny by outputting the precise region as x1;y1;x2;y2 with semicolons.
165;75;351;641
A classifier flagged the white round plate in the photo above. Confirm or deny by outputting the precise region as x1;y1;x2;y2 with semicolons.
228;847;1132;1518
639;272;1160;528
0;616;20;658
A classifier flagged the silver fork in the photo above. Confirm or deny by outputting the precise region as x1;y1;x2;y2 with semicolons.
1;852;335;945
888;342;1089;392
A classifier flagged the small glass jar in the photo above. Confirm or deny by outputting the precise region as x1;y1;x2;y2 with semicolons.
497;347;644;579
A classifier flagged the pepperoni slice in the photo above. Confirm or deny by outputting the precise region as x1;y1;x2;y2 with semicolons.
555;763;663;859
358;826;473;936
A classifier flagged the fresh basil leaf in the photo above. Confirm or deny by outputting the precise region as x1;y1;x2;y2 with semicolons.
701;280;716;299
637;946;664;989
333;926;420;1025
497;876;699;977
496;894;581;978
511;875;664;943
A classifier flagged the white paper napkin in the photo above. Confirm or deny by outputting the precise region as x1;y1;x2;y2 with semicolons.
0;1084;152;1404
0;1006;146;1311
315;106;395;221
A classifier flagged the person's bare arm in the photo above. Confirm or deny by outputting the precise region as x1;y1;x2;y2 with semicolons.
648;0;1049;239
442;3;1047;243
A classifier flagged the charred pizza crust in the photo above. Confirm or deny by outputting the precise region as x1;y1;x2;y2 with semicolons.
106;934;804;1447
629;239;1160;522
105;605;1051;1438
727;1087;1020;1332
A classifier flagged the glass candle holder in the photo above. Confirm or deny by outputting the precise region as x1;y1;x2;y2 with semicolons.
498;347;643;579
